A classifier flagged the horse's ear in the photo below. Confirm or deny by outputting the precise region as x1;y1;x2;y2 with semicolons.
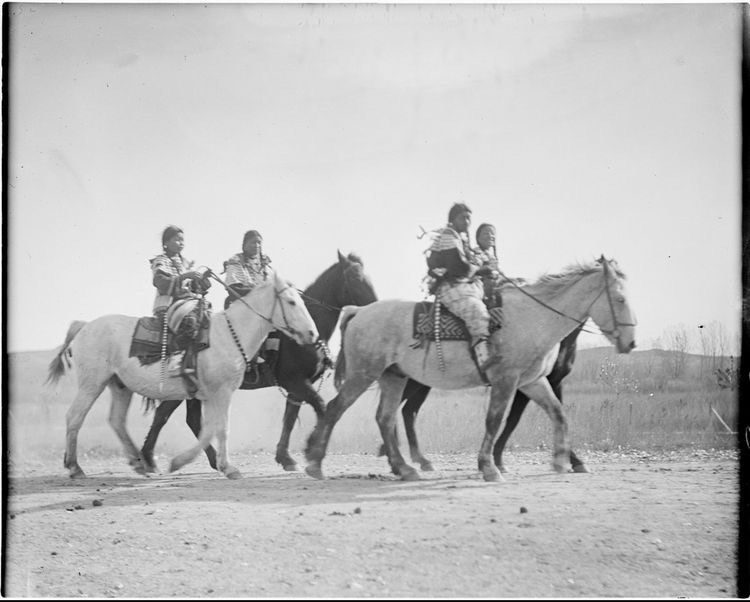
337;250;348;265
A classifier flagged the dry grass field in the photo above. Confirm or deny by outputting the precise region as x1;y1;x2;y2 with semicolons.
6;347;738;474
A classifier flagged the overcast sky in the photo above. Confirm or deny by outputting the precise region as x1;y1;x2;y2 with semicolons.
6;3;742;354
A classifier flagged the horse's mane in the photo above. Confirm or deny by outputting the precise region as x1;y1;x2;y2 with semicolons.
507;259;626;299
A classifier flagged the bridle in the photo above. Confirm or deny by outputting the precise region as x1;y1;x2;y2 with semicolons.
207;271;306;341
597;257;637;344
496;256;635;346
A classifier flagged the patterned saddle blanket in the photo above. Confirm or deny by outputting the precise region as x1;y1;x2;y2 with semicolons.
129;315;211;366
412;302;503;345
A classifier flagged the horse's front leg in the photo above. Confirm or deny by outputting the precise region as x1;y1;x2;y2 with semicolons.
184;399;218;470
206;391;241;479
140;399;183;473
276;398;302;471
275;381;325;471
478;375;519;482
492;392;531;473
169;394;220;476
549;380;587;473
518;378;571;473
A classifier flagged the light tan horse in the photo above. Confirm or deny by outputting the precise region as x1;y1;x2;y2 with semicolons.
47;271;319;479
305;257;636;482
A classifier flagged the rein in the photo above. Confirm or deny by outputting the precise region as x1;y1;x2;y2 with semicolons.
495;267;600;335
297;290;341;312
495;258;631;342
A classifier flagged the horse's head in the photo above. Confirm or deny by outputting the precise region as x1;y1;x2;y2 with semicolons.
588;256;637;353
336;250;378;307
245;272;319;346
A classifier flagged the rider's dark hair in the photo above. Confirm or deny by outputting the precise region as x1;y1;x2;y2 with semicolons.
243;230;263;247
448;203;472;224
161;225;183;248
475;223;495;240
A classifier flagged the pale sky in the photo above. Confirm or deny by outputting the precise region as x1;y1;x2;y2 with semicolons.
6;3;742;354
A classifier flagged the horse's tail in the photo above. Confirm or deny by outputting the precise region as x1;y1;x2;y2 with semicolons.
46;320;87;385
334;306;363;390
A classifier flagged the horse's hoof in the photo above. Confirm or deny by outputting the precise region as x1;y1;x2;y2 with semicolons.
420;461;435;472
225;470;243;480
553;462;571;474
482;468;505;483
496;464;508;474
571;464;589;474
399;468;420;481
143;463;158;474
305;465;324;480
168;460;181;474
283;464;299;472
68;468;86;479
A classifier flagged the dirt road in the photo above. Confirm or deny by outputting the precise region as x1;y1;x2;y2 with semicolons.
4;449;738;598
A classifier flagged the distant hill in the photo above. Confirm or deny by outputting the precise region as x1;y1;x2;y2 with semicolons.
569;346;737;385
574;346;736;365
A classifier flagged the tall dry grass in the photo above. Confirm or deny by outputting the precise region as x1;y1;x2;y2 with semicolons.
7;347;740;472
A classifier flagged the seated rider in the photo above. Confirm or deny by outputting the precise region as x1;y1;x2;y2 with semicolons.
426;203;498;371
150;225;211;378
474;222;502;308
222;229;279;366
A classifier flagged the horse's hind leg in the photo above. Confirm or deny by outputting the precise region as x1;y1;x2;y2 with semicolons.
140;399;183;473
378;380;427;473
375;372;415;480
107;384;148;475
64;381;108;478
401;382;433;471
305;375;374;479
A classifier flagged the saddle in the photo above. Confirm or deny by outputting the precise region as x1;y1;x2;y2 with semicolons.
411;301;503;348
129;300;211;366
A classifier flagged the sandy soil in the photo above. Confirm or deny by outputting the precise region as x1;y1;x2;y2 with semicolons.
4;449;738;598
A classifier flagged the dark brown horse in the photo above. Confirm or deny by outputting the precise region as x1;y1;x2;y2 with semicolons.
140;251;377;473
380;324;588;474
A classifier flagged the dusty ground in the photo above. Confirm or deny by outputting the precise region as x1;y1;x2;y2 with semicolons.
3;448;739;598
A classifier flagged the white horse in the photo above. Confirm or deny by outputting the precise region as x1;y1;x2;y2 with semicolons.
305;257;637;482
47;271;319;479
